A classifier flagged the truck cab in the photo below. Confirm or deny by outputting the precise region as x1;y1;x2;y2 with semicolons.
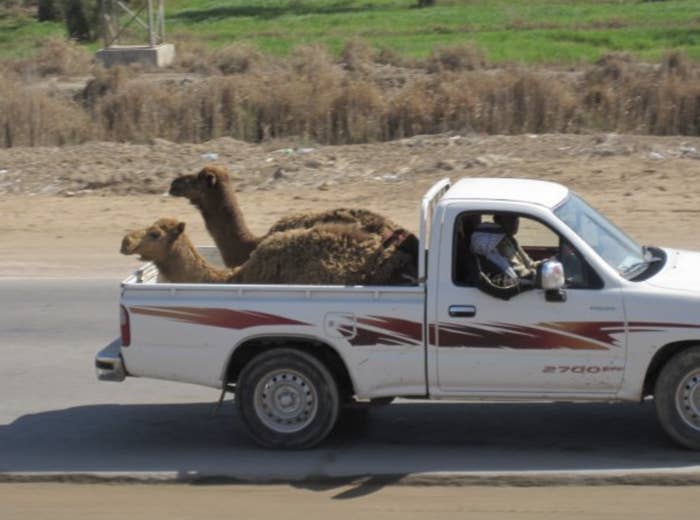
427;178;628;398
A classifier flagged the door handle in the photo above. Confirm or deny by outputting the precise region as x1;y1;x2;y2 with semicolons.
449;305;476;318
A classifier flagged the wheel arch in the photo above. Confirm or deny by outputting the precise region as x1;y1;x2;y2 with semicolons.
223;334;356;401
643;340;700;397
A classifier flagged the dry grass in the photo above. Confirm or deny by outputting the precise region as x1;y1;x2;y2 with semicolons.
582;51;700;135
173;40;269;76
3;37;94;79
425;43;487;73
340;38;376;73
1;44;700;148
0;76;93;147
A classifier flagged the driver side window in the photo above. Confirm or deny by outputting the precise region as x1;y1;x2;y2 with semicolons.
452;211;603;290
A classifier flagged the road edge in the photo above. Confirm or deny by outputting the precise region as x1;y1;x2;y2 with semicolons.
2;468;700;486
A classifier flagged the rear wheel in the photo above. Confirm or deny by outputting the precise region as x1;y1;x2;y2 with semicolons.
655;346;700;450
236;348;339;449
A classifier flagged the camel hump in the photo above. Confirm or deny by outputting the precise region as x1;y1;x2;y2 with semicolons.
267;208;399;235
256;223;374;253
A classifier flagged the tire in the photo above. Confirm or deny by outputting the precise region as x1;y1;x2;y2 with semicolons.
654;346;700;450
236;348;340;449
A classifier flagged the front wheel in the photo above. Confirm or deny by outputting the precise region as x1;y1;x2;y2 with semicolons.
236;348;340;449
655;346;700;450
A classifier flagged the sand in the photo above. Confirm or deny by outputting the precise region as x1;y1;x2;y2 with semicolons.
1;132;699;278
2;483;700;520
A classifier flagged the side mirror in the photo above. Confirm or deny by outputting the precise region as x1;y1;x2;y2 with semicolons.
540;260;566;302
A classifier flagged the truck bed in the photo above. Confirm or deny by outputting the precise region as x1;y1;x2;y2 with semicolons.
120;246;426;397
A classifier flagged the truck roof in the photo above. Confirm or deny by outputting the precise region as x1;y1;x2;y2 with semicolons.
443;178;569;209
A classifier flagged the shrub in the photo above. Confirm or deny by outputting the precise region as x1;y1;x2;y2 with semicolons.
2;46;700;148
34;37;94;76
62;0;98;42
0;76;93;147
37;0;62;21
426;43;487;73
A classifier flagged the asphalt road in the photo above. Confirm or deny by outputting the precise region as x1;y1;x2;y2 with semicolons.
2;279;700;484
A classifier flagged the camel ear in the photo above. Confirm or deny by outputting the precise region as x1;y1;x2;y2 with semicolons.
175;222;186;236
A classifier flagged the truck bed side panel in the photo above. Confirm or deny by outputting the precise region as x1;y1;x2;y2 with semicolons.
121;284;425;398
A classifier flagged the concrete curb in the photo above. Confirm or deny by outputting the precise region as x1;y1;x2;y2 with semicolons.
2;468;700;486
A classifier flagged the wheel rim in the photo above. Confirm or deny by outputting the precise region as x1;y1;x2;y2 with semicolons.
253;368;318;434
675;368;700;432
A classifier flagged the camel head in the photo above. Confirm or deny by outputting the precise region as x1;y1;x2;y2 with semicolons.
120;218;187;262
169;165;231;205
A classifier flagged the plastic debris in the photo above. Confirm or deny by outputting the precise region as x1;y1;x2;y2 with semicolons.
200;152;219;161
649;151;665;160
680;146;699;158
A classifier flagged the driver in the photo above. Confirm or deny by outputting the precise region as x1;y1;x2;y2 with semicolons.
470;213;540;283
492;213;540;280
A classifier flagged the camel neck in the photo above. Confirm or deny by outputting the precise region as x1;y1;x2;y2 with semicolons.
220;201;257;242
200;187;260;267
157;236;230;284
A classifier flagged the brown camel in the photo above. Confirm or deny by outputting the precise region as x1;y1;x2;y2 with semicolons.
169;165;418;269
121;218;416;285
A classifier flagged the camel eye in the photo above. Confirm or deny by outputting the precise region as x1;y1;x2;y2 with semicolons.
148;231;161;240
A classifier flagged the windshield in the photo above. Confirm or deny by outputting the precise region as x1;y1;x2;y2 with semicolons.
554;193;646;278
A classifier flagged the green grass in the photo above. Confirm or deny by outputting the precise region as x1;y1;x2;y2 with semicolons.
2;0;700;63
165;0;700;63
0;8;64;59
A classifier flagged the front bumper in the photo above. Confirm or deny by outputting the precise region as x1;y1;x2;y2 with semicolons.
95;338;127;382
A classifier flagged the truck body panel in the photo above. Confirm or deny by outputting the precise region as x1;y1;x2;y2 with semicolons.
120;275;426;398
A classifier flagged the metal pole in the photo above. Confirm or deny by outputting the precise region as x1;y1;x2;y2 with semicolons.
159;0;165;43
100;0;110;48
147;0;155;47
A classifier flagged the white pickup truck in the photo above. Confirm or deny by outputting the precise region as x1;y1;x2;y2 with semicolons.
97;177;700;450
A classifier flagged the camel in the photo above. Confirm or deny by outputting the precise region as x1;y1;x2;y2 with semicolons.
120;218;417;285
169;165;418;269
120;218;229;283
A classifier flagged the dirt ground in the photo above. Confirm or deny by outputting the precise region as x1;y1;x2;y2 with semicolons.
1;483;699;520
1;132;700;278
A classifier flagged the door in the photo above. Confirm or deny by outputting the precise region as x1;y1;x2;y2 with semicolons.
431;208;626;396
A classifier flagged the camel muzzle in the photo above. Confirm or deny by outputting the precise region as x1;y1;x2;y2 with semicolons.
169;177;194;197
120;235;138;255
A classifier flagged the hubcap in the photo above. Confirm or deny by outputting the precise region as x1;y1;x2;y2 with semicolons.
675;369;700;432
254;369;318;434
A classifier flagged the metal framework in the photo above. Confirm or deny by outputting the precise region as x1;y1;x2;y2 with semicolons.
100;0;166;48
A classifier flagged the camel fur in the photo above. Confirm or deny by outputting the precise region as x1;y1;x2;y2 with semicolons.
169;165;417;269
121;218;417;285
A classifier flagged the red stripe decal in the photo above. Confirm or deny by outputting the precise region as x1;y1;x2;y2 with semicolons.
130;306;309;330
435;321;617;350
347;316;423;347
357;316;423;342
